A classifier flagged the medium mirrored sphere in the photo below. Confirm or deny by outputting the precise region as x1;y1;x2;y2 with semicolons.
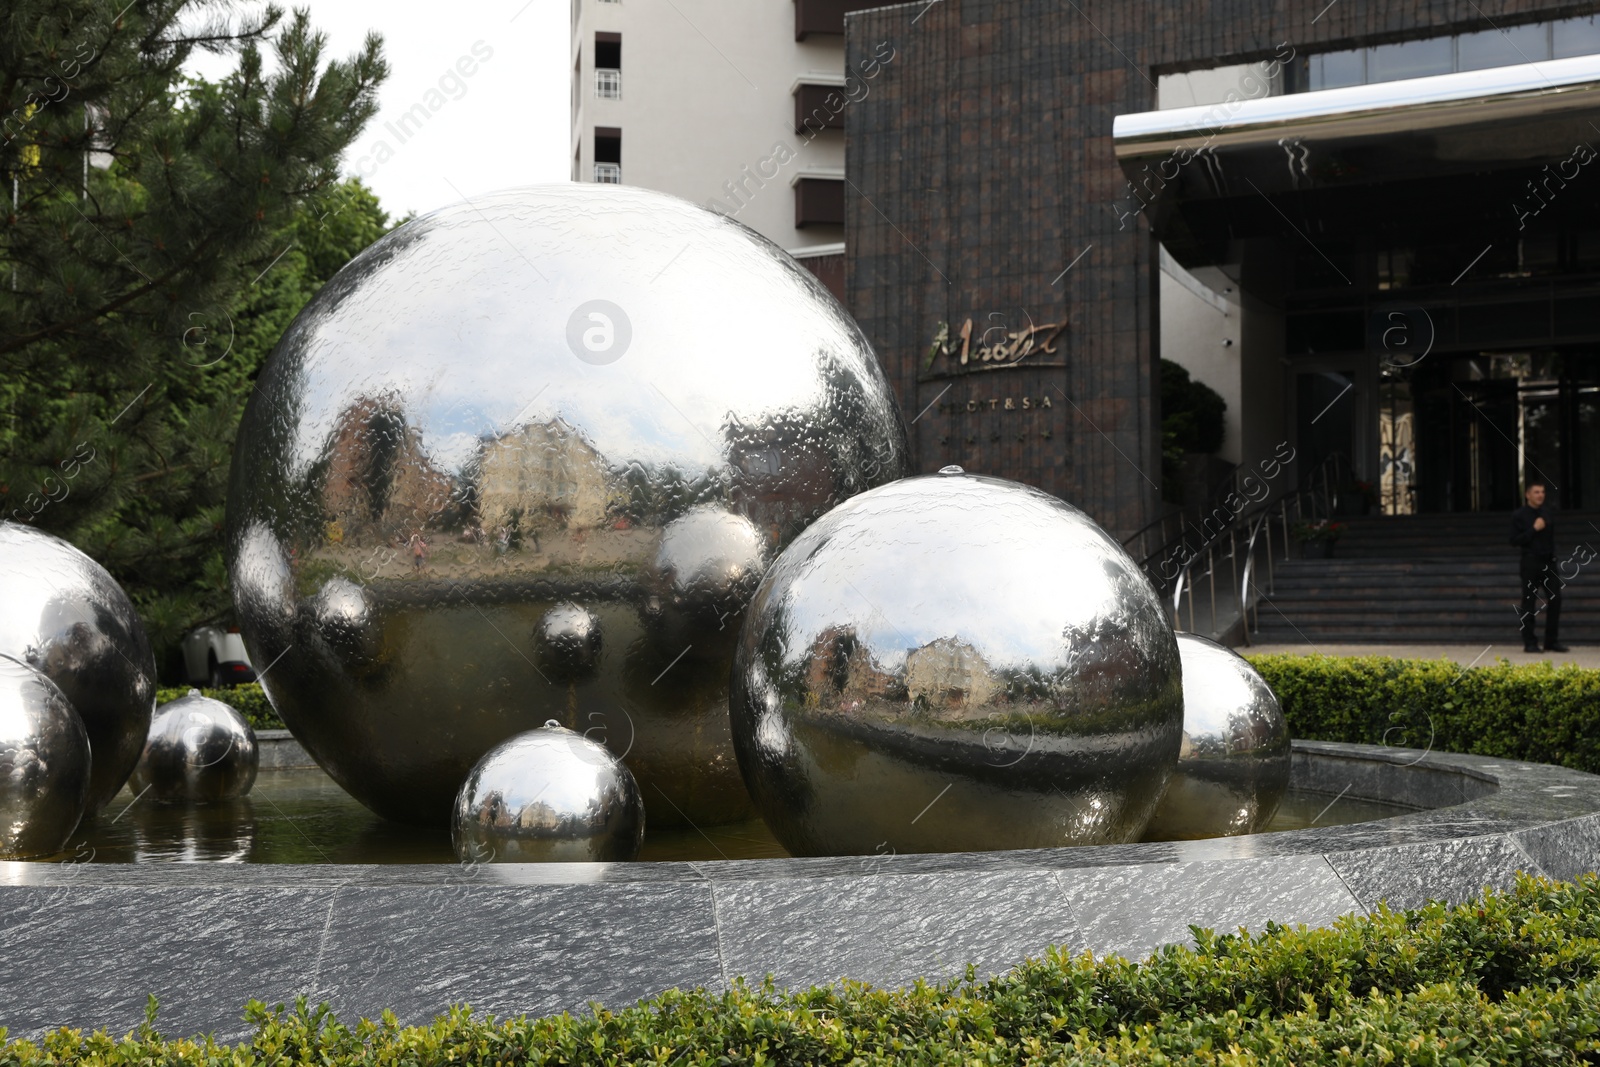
1144;634;1291;840
730;470;1184;856
452;720;645;862
0;522;155;811
0;654;92;858
130;690;259;803
225;184;907;827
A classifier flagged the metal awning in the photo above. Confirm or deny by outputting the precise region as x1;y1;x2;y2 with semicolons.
1112;54;1600;268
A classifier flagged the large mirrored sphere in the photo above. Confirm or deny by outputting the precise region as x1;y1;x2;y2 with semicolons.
452;721;645;862
730;470;1183;856
1144;634;1291;840
0;654;92;858
130;690;259;803
0;522;155;812
225;184;908;827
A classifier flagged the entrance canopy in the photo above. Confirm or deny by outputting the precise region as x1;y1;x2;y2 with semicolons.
1112;54;1600;270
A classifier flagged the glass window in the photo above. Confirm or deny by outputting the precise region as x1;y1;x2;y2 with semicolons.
1312;48;1365;89
1553;15;1600;59
1367;36;1455;82
1458;22;1550;70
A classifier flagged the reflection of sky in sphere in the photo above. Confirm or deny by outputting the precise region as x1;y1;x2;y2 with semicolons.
776;477;1148;674
281;186;851;478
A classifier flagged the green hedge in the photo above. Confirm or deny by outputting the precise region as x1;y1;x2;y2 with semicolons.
5;873;1600;1064
1245;653;1600;775
154;684;284;732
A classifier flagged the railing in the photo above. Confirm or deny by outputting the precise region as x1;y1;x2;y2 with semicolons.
593;162;621;184
595;69;621;99
1126;452;1349;643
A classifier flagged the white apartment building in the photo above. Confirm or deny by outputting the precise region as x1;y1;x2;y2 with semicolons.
570;0;887;298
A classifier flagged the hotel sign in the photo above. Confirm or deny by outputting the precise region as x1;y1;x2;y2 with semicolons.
922;316;1068;378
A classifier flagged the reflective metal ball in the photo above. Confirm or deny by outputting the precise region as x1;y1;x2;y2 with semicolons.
130;690;259;803
0;522;156;811
1144;634;1291;840
225;184;907;827
729;471;1184;856
452;720;645;862
0;654;92;858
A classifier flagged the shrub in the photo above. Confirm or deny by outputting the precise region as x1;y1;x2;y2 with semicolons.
154;683;284;732
4;874;1600;1063
1244;653;1600;774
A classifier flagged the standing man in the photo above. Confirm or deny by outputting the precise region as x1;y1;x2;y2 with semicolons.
1511;480;1568;653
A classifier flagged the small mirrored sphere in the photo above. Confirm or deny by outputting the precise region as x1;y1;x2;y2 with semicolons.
225;184;908;826
452;720;645;862
730;472;1184;856
1144;634;1291;840
0;522;156;811
0;654;92;858
130;690;259;803
535;603;603;680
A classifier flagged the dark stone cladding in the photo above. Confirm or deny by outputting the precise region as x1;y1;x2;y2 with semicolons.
841;0;1595;536
2;741;1599;1040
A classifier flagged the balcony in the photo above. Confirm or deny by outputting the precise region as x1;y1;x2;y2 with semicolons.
594;163;621;184
794;83;845;134
595;68;621;99
794;177;844;228
794;0;884;40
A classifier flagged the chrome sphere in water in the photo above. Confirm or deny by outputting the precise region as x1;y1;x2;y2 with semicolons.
225;184;908;826
130;690;259;803
0;522;155;811
452;720;645;862
1144;634;1290;840
0;654;92;858
729;470;1184;856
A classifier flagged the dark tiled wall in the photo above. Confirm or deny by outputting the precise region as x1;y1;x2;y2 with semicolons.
844;0;1588;535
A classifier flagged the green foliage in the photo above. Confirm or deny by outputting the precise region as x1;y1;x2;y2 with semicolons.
1160;359;1227;457
1246;653;1600;773
0;1;390;662
154;682;280;730
7;874;1600;1063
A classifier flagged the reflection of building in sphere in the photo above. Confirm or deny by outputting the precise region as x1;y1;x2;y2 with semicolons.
0;653;91;858
730;471;1182;857
321;397;456;541
226;184;908;828
475;418;614;535
906;637;998;713
452;721;644;862
535;603;603;679
1143;633;1290;841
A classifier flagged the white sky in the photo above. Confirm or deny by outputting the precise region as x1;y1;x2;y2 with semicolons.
187;1;572;220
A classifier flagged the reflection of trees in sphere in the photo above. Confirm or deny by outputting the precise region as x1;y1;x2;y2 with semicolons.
729;470;1184;857
131;691;259;803
225;185;908;827
0;654;91;858
1144;634;1290;840
452;721;644;862
0;523;155;811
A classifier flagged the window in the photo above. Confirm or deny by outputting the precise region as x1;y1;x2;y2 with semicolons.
595;32;621;99
594;126;621;183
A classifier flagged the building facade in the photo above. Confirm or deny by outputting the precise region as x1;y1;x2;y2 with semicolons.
570;0;892;294
844;0;1600;536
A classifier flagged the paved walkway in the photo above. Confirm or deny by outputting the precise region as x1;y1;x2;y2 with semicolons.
1240;641;1600;669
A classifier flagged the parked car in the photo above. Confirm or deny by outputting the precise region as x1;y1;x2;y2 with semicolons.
180;625;256;687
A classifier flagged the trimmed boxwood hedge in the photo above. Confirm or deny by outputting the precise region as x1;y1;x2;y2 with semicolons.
154;684;283;732
1246;653;1600;775
5;873;1600;1064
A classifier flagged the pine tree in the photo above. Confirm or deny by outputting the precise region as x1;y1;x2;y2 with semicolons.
0;2;389;669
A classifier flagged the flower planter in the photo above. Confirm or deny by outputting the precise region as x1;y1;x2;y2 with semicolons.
1300;540;1334;559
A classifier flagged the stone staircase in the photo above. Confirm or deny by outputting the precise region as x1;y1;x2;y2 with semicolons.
1250;511;1600;644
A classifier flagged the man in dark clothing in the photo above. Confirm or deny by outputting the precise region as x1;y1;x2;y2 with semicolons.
1511;480;1568;653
